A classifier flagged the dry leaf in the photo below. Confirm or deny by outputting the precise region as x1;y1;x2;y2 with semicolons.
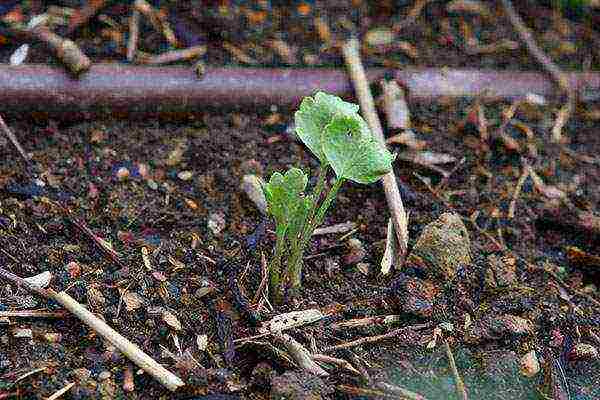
162;310;182;331
122;291;145;312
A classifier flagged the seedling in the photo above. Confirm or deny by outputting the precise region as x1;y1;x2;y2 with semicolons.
264;92;394;301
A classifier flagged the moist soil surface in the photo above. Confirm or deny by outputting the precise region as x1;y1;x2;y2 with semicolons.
1;1;600;399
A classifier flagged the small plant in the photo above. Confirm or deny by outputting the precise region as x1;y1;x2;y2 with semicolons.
264;92;394;301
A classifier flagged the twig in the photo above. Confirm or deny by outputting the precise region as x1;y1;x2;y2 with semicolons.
375;382;429;400
0;114;30;164
508;164;530;219
0;267;184;392
126;8;140;62
273;332;329;376
342;38;409;262
136;45;206;65
330;315;402;330
444;340;468;400
500;0;575;143
323;323;432;352
5;24;91;75
134;0;178;47
312;354;362;376
46;382;75;400
0;309;67;318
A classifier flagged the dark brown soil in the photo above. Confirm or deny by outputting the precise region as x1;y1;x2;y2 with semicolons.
2;1;600;399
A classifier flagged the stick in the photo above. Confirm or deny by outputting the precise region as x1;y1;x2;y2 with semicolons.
136;45;206;65
126;8;141;62
500;0;574;143
323;323;432;352
46;382;75;400
444;340;468;400
312;354;362;376
272;333;329;377
0;114;31;163
0;310;68;318
0;267;184;392
342;38;409;262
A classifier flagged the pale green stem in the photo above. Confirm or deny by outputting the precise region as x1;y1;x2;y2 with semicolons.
287;177;345;292
269;226;286;303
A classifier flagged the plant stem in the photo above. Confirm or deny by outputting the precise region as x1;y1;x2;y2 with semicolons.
287;177;345;292
269;227;286;303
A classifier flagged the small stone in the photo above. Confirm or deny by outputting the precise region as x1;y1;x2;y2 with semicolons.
493;314;533;336
147;179;158;190
407;212;471;281
485;253;517;289
98;371;111;381
43;332;62;343
208;212;226;235
178;170;193;181
356;262;370;275
12;327;33;338
116;166;130;181
569;343;598;361
72;368;92;382
162;310;182;331
343;238;366;265
241;174;267;214
520;350;540;377
66;261;81;279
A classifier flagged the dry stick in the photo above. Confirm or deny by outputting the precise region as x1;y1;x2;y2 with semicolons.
134;0;178;47
342;38;409;261
6;24;91;75
0;267;184;392
137;45;207;65
46;382;75;400
0;310;67;318
444;340;468;400
312;354;362;376
0;114;30;163
500;0;574;143
272;332;329;376
323;323;432;352
127;8;141;62
508;165;530;219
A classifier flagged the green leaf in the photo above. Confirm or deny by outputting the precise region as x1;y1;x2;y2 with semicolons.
323;114;394;184
294;92;359;165
263;168;309;227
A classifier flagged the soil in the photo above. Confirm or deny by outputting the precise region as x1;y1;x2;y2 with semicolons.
1;1;600;399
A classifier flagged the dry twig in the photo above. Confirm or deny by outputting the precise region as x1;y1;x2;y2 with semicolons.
342;38;409;262
46;382;75;400
323;323;431;352
0;114;30;164
127;8;141;62
444;340;468;400
500;0;575;142
0;267;184;391
272;332;329;376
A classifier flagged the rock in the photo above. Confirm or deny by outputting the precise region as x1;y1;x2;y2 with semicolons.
12;327;33;338
208;212;226;235
116;166;130;180
407;212;471;281
270;371;332;400
520;350;540;377
485;253;517;289
178;170;193;181
241;174;267;214
493;314;533;336
98;371;111;381
343;238;366;265
568;343;598;361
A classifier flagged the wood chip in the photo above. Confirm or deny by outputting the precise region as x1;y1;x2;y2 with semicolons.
162;310;182;331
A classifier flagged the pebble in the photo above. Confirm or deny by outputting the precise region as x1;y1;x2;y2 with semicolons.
208;212;226;235
407;212;471;281
343;238;366;265
520;350;540;377
147;179;158;190
116;166;130;180
178;170;193;181
241;174;267;214
12;327;33;338
568;343;598;361
98;371;111;381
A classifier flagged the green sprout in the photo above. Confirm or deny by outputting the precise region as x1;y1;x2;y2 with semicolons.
263;92;395;302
